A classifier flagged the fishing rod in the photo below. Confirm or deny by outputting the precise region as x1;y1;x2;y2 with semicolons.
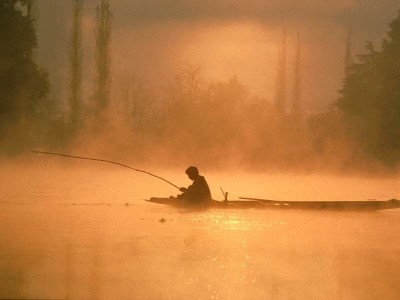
31;150;180;190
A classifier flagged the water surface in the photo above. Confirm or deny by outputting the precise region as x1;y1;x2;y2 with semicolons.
1;163;400;299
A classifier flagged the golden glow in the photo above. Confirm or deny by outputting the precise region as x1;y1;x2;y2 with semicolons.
180;22;279;97
111;21;281;99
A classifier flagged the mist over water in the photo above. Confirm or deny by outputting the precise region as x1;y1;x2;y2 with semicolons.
2;1;400;299
1;162;400;299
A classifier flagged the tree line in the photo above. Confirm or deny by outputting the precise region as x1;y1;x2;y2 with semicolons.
336;11;400;166
1;0;399;171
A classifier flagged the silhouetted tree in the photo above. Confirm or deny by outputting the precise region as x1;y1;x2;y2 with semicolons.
337;11;400;164
292;31;302;120
0;0;50;152
27;0;37;27
113;73;150;130
274;28;287;114
69;0;83;130
95;0;112;111
344;25;353;77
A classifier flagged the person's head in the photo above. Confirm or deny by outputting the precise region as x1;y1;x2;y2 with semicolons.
185;166;199;180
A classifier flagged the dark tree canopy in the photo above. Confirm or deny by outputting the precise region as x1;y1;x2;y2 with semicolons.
337;11;400;164
0;0;50;130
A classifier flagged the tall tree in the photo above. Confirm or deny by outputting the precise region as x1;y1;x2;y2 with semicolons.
292;31;302;119
0;0;49;139
27;0;38;59
274;28;287;114
69;0;83;129
95;0;112;111
344;25;353;77
337;11;400;164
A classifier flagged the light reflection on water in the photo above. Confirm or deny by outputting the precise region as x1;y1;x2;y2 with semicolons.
1;164;400;299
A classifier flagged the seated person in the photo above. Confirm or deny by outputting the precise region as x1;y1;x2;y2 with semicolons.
177;166;212;204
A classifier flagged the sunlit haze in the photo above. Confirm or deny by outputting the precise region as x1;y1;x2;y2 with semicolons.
37;0;400;110
1;1;400;299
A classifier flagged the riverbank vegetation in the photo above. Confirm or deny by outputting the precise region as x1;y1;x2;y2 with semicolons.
1;1;399;173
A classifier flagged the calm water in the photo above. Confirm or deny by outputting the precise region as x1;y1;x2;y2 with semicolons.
1;162;400;299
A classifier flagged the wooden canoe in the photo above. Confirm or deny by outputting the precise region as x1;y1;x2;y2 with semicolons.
146;197;400;211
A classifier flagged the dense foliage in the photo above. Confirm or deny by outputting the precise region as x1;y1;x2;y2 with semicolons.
337;11;400;164
0;0;50;153
2;1;400;171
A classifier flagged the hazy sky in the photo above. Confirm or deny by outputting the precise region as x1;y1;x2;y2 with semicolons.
36;0;400;111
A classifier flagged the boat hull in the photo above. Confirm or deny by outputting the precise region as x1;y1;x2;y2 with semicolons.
146;197;400;211
146;197;260;209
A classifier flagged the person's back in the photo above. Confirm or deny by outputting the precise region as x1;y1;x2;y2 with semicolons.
178;166;211;204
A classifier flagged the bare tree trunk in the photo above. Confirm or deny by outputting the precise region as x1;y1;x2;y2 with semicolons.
95;0;112;112
69;0;83;129
344;25;353;77
275;28;287;114
292;31;302;120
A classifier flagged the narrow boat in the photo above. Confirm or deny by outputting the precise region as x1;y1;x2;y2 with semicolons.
146;197;400;211
146;197;266;209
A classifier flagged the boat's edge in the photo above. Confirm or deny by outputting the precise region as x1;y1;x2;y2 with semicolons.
146;197;400;211
239;197;400;210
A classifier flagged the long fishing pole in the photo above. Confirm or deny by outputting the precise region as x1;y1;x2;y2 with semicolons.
31;150;180;190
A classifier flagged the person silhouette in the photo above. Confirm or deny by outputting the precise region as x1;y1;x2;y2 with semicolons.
177;166;211;204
